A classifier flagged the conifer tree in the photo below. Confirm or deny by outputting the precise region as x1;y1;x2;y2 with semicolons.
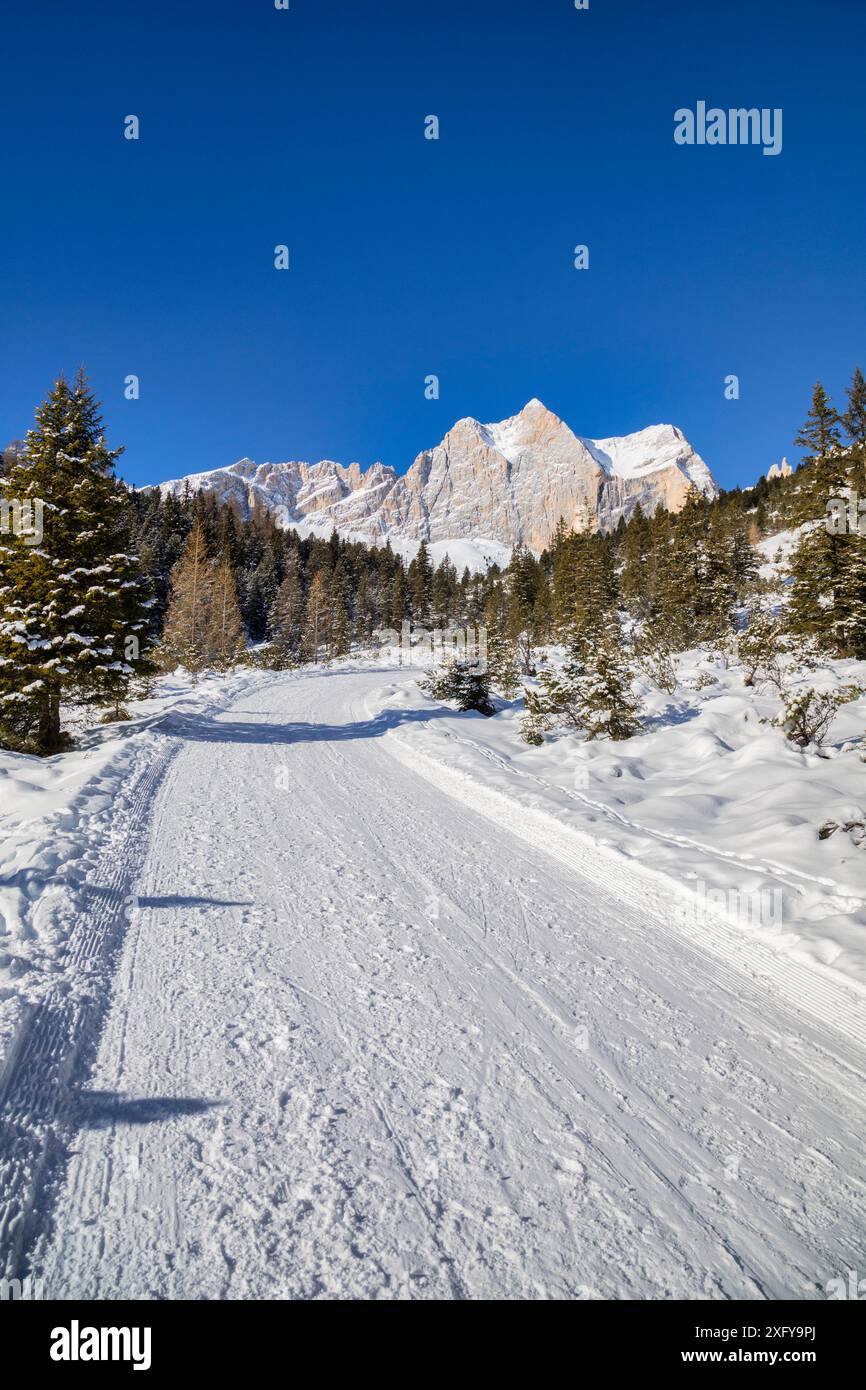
787;523;866;659
794;382;846;519
0;372;151;752
390;565;408;627
795;382;843;466
408;540;433;624
208;552;247;669
328;561;353;657
158;520;215;676
844;366;866;487
484;621;520;698
619;502;650;614
519;687;547;745
577;630;642;741
302;570;330;662
420;658;494;716
267;551;305;665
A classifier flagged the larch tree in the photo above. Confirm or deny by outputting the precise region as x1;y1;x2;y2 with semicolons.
208;552;247;669
158;520;215;676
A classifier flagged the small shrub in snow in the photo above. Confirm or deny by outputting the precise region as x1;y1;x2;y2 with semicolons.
519;688;547;745
632;634;678;694
818;815;866;848
420;659;495;716
774;685;862;749
99;706;131;724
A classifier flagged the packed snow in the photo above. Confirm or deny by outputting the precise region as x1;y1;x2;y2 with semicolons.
1;659;864;1298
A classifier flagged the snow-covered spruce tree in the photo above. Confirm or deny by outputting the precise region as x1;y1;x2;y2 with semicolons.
787;523;866;659
158;521;216;676
0;372;151;753
536;628;593;731
408;539;433;624
574;629;642;742
420;659;495;716
506;546;548;674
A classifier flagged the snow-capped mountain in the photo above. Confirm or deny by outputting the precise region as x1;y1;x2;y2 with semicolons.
156;399;717;559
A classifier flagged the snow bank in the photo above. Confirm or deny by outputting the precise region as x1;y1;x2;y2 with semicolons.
366;649;866;994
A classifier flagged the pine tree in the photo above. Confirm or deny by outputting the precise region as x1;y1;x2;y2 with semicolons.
0;372;151;752
328;561;353;658
507;546;543;673
844;366;866;488
577;631;642;741
302;570;330;662
519;687;547;745
390;565;408;628
795;382;843;466
408;540;433;624
158;521;215;676
619;502;650;614
794;382;846;519
431;555;458;627
484;623;520;698
787;523;866;658
420;658;494;716
267;552;305;666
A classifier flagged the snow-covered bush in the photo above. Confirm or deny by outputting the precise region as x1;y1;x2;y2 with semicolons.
632;634;677;694
774;685;862;749
420;659;495;716
520;633;642;744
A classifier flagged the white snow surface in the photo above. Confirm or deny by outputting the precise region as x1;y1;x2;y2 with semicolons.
583;422;716;490
0;661;863;1298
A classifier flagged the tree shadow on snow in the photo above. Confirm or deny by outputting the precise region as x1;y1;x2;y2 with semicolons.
71;1090;225;1128
137;895;254;909
164;705;451;745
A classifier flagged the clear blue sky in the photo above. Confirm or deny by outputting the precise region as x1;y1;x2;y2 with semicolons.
1;0;864;492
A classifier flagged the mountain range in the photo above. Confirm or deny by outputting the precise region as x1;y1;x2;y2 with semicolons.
156;399;718;568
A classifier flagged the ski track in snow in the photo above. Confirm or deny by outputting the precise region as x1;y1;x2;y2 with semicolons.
12;668;865;1300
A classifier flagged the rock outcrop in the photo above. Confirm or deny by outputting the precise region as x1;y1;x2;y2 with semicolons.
157;399;717;554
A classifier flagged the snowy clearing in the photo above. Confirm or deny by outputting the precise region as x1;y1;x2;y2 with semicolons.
0;666;862;1299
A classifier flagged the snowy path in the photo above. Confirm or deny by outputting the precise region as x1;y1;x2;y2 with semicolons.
36;670;866;1299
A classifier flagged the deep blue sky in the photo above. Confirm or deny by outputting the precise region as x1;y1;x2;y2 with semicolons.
1;0;864;492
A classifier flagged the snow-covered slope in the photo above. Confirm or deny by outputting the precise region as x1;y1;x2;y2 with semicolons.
154;399;717;560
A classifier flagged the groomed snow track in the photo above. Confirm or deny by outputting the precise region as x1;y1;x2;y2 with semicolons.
7;669;865;1300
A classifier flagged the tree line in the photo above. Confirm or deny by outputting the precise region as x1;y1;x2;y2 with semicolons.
1;368;864;755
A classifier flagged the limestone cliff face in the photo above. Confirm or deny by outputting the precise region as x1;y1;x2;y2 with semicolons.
157;400;717;553
766;457;793;480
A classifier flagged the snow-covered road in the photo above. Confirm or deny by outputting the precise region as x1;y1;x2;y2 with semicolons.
37;670;866;1299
